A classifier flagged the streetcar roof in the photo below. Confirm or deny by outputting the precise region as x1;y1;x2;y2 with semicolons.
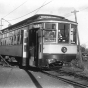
1;14;77;32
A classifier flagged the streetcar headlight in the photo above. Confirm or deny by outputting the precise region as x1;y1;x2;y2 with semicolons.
48;58;56;64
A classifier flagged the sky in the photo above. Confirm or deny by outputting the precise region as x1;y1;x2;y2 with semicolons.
0;0;88;47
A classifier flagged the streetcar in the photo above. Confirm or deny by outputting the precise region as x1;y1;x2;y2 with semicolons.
0;14;78;68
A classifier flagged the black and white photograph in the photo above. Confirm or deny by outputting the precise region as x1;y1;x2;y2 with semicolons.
0;0;88;88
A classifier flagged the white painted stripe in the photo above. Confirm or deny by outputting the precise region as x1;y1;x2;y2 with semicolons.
39;52;42;59
43;44;77;54
30;20;77;25
23;43;27;45
23;52;26;58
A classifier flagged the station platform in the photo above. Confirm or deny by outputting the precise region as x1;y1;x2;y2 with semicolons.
0;66;74;88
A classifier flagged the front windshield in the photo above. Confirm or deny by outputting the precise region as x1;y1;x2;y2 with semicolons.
58;23;69;43
44;23;56;43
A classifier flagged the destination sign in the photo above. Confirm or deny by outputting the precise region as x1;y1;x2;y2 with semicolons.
38;16;61;19
33;24;42;28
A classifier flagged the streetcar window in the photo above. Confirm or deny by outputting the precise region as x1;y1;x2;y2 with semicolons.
17;35;20;44
13;35;17;44
44;23;56;42
58;23;69;43
20;34;22;44
71;24;77;44
44;30;56;42
45;23;56;29
4;33;7;38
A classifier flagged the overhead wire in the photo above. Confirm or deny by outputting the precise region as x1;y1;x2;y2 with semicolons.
34;0;47;15
8;0;52;21
3;1;88;24
64;13;72;17
64;6;88;18
7;0;88;21
3;0;28;18
79;6;88;12
64;13;73;18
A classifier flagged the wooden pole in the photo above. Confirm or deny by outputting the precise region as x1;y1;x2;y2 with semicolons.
71;10;84;70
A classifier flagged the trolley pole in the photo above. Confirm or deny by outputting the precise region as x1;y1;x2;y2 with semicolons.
71;10;84;70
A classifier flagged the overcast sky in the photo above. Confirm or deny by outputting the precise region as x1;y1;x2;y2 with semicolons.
0;0;88;47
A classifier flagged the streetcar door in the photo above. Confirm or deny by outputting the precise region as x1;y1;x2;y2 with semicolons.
35;29;43;67
34;29;39;67
29;28;40;67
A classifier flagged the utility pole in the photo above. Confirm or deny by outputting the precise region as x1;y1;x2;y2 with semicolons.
71;10;79;22
71;10;84;70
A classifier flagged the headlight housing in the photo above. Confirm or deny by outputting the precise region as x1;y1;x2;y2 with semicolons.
48;58;56;64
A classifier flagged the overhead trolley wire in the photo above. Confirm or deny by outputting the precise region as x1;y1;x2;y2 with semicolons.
5;1;88;22
64;6;88;18
64;13;73;17
34;0;48;15
79;6;88;12
8;0;52;21
3;0;28;18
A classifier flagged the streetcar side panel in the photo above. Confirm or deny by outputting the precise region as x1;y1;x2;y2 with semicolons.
0;45;22;57
0;26;28;66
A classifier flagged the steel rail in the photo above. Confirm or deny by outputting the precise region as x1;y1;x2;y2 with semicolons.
55;69;88;81
41;70;88;88
48;67;88;81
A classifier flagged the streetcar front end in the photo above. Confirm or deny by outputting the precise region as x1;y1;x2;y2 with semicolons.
39;22;78;68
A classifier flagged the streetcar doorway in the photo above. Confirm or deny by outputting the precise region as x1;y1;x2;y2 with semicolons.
28;28;42;67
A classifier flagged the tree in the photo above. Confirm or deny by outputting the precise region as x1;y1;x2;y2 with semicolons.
80;46;85;52
80;44;86;52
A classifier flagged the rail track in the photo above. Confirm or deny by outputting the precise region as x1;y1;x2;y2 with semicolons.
56;69;88;81
41;70;88;88
23;66;88;88
1;55;88;88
